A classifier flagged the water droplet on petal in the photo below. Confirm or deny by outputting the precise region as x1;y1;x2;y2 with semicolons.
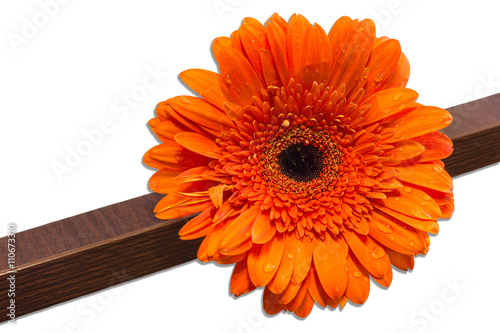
220;248;228;255
352;271;362;278
264;263;276;273
225;75;232;84
423;195;431;201
288;253;294;259
374;73;384;82
433;166;443;173
371;248;386;260
403;187;412;193
410;208;432;219
376;222;394;234
393;92;403;101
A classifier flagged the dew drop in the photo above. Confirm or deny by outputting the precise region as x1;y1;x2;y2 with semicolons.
179;96;190;104
403;187;412;193
410;208;432;219
220;248;228;255
423;195;431;201
444;119;452;125
376;222;394;234
393;92;403;101
352;271;362;278
264;263;276;273
433;166;443;173
371;248;386;260
399;147;404;152
225;75;232;84
288;253;294;259
374;73;384;82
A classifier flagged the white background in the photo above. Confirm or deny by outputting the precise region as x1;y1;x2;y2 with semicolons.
1;0;500;332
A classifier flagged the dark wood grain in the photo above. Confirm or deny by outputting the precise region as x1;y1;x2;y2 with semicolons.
441;93;500;177
1;93;499;323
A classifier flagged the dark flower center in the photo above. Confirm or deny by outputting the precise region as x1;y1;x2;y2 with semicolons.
277;143;324;183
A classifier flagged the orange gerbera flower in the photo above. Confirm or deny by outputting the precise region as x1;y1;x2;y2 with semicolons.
144;13;454;317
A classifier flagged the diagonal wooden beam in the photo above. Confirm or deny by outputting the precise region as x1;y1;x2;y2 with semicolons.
1;93;499;323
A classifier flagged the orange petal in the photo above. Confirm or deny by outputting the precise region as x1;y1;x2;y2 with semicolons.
144;141;211;171
218;205;260;256
289;233;313;285
369;210;427;256
149;118;189;142
395;162;453;193
328;16;357;63
159;101;214;138
383;140;425;161
265;14;290;86
299;23;332;88
179;205;217;240
239;17;270;82
247;233;285;287
342;229;389;279
263;287;285;315
260;49;282;87
372;257;393;288
358;88;419;127
381;106;453;143
174;132;222;159
230;260;256;296
215;44;264;106
411;131;453;162
268;231;295;294
275;280;302;304
305;265;327;307
208;184;225;208
312;232;348;299
286;280;309;313
252;210;277;244
380;52;410;90
287;14;312;86
375;187;442;220
345;253;370;304
385;247;414;271
212;36;232;57
293;292;315;318
168;96;234;133
205;221;227;260
149;169;182;194
373;202;439;234
155;197;213;220
328;19;375;95
364;39;401;97
179;69;235;109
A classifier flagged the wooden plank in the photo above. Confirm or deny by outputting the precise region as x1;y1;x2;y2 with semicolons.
1;93;499;323
441;93;500;177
